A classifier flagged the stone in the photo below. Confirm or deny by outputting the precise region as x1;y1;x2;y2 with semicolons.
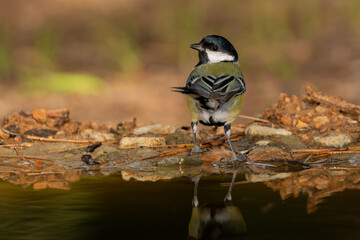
314;176;329;190
315;106;328;114
274;135;308;150
47;108;70;118
245;124;292;136
32;109;47;123
255;140;272;146
119;137;165;147
300;116;311;123
280;116;292;125
165;130;193;145
247;147;292;161
63;122;79;135
296;120;309;128
47;181;70;190
80;129;115;141
155;156;180;166
0;129;10;139
313;131;352;147
121;171;173;182
313;116;329;128
33;181;48;190
200;149;233;163
133;124;176;135
79;121;92;132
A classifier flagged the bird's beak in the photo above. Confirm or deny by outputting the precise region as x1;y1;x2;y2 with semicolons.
190;43;203;51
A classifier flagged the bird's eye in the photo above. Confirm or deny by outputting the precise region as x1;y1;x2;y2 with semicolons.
212;45;218;51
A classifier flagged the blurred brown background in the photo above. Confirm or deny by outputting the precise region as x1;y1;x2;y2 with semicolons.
0;0;359;127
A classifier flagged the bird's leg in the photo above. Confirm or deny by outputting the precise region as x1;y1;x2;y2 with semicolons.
224;124;246;161
192;175;201;207
224;169;238;205
190;121;202;153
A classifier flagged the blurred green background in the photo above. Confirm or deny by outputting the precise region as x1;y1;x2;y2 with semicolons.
0;0;359;125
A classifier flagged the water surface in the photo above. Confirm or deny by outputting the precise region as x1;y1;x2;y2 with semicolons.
0;171;359;240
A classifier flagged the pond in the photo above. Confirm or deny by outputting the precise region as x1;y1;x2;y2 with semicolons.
0;168;359;240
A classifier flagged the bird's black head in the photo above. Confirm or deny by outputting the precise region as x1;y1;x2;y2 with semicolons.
190;35;238;66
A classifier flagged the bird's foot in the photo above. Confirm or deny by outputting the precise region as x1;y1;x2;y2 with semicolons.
190;144;203;153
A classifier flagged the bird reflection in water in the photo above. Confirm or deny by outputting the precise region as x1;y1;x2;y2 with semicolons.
188;169;247;240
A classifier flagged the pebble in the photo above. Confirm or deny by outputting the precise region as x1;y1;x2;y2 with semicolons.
296;120;309;128
313;116;329;128
32;109;47;123
47;108;70;118
247;147;292;161
280;116;292;125
133;124;176;135
255;140;272;146
119;137;165;147
200;149;233;163
313;131;352;147
245;124;292;136
80;129;115;141
0;129;10;139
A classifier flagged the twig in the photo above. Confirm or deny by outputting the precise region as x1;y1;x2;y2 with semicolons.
48;144;90;153
304;85;360;115
0;144;24;148
0;155;52;161
312;166;360;171
141;137;242;160
120;143;195;149
14;147;29;163
292;146;360;153
25;135;119;144
238;115;269;123
0;164;34;171
292;146;360;158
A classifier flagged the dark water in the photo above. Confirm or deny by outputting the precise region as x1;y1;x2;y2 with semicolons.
0;173;359;240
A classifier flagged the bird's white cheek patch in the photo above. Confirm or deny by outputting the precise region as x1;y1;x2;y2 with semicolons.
206;50;235;63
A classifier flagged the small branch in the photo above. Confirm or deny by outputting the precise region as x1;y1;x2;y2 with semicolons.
0;155;52;161
238;115;269;123
48;144;90;153
292;146;360;158
120;143;195;149
304;85;360;115
0;164;35;171
25;135;119;144
0;144;24;149
312;166;360;171
14;147;29;163
141;137;242;160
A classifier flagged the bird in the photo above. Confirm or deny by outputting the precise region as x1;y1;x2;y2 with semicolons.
173;35;246;161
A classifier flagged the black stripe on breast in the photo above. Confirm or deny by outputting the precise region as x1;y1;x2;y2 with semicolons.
199;117;226;126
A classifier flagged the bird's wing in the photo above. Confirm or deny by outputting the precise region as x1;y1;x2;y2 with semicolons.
173;74;246;106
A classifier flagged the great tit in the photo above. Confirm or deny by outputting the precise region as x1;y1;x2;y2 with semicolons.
173;35;246;161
